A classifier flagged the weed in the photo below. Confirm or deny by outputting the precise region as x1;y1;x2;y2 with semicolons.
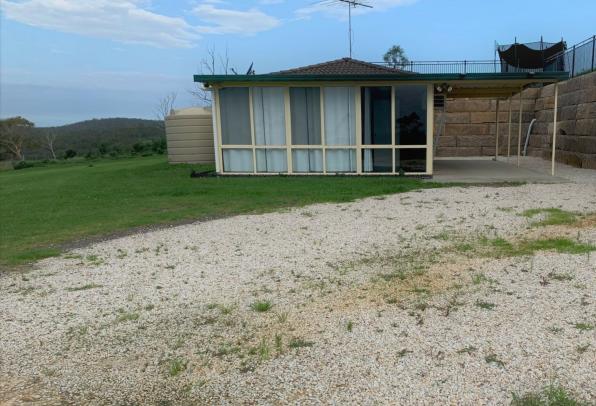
573;323;593;331
289;338;314;349
547;272;574;282
484;353;505;368
251;300;273;312
522;208;577;227
275;334;283;354
457;346;477;355
116;312;140;323
346;320;353;332
397;349;412;358
168;358;187;377
66;283;102;292
277;312;288;323
576;344;590;354
86;255;103;266
475;301;496;310
144;304;155;311
547;326;563;334
116;249;127;259
257;338;270;361
511;384;583;406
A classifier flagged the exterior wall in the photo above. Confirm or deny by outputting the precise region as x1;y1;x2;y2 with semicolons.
165;108;215;164
436;71;596;168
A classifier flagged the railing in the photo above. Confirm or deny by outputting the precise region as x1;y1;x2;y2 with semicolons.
372;60;548;74
372;35;595;77
546;35;595;78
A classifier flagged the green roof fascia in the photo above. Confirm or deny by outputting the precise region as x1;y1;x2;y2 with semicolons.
193;71;569;84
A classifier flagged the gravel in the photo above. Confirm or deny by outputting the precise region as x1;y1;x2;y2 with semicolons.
1;177;595;404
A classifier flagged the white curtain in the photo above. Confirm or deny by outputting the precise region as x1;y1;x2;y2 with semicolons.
323;87;355;145
223;149;253;172
363;150;373;172
256;149;287;172
326;149;356;172
292;149;323;172
253;87;286;145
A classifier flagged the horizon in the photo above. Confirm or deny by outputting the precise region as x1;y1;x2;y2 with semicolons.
1;0;595;126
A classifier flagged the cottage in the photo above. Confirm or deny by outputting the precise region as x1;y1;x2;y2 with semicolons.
193;58;567;176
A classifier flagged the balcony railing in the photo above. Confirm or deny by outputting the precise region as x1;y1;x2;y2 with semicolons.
371;60;563;75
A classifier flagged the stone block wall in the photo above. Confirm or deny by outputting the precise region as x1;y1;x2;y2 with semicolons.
436;71;596;168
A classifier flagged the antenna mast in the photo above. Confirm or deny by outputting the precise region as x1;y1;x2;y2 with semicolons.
336;0;372;58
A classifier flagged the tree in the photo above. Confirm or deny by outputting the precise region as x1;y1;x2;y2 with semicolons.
189;46;242;106
155;92;177;129
383;45;410;69
42;129;57;160
0;116;35;161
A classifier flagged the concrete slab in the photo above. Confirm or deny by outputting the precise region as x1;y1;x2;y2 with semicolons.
430;158;568;183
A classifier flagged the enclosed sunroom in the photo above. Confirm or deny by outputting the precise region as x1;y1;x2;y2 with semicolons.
194;58;567;176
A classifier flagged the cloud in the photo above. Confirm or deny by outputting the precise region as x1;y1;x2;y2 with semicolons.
0;0;200;48
296;0;417;20
0;0;283;47
192;3;281;35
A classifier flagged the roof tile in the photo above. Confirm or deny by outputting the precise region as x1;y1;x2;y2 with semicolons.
275;57;408;75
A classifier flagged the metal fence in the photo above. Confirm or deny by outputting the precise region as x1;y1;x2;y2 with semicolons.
372;35;595;77
548;35;596;78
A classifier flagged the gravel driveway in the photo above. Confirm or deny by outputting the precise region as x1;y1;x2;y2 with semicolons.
1;180;595;405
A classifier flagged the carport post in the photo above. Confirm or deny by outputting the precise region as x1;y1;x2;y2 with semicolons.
495;99;500;160
551;82;559;176
507;96;512;157
517;89;523;166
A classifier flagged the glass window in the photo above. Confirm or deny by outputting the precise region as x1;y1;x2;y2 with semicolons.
395;149;426;173
222;149;253;172
361;87;391;145
395;85;427;145
252;87;286;145
292;149;323;173
256;149;287;173
326;149;356;172
323;87;356;145
290;88;321;145
362;149;392;173
219;88;251;145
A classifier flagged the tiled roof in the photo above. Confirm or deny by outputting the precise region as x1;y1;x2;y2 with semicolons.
275;57;407;75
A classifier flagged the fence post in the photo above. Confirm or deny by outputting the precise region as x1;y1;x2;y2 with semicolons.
592;35;596;70
464;60;467;74
571;45;576;77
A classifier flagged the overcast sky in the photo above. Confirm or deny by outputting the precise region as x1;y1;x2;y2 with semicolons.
1;0;594;126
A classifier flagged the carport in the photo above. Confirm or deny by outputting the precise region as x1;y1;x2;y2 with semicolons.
432;72;566;179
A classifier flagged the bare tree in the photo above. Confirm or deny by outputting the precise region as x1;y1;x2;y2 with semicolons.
155;92;177;128
0;116;34;161
43;129;57;160
189;46;239;106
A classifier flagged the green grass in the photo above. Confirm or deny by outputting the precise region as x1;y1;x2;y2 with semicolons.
250;300;273;312
522;208;578;227
458;236;596;258
0;156;442;268
511;385;585;406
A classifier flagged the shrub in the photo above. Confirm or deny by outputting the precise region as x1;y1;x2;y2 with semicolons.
13;160;34;170
63;149;77;159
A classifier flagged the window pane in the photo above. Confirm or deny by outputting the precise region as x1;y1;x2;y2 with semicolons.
223;149;253;172
326;149;356;172
362;149;392;173
220;88;251;145
395;149;427;173
395;85;427;145
324;87;356;145
292;149;323;172
290;88;321;145
256;149;287;173
253;87;286;145
361;87;391;145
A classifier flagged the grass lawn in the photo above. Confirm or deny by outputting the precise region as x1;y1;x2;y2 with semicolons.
0;155;442;268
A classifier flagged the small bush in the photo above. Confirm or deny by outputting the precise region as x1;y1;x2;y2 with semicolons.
63;149;77;159
13;161;34;170
250;300;273;312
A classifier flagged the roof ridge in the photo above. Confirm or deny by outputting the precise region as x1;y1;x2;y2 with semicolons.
275;57;404;75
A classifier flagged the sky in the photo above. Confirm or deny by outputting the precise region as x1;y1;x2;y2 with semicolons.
1;0;594;126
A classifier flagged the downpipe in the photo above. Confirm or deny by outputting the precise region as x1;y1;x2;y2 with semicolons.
523;118;537;156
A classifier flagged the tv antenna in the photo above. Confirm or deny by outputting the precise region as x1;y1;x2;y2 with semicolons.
337;0;372;58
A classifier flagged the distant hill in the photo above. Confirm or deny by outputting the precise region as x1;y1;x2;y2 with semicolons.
25;117;165;160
